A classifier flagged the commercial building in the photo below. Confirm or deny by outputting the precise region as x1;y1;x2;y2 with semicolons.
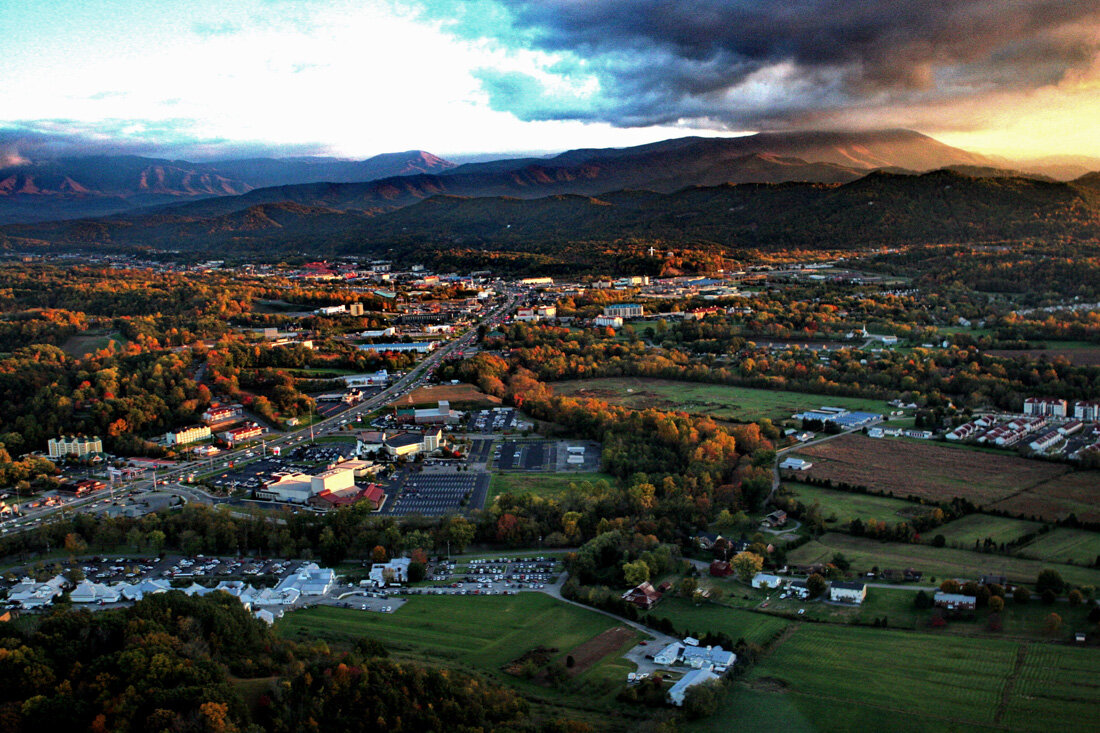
48;435;103;459
1074;401;1100;421
603;303;644;319
593;315;624;328
165;424;212;446
202;404;243;425
357;342;436;354
221;423;263;446
1023;397;1068;417
668;669;721;706
515;305;557;322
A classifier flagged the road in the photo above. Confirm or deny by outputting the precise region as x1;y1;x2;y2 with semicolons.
3;291;518;536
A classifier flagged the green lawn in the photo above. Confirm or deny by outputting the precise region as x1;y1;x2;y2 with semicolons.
788;533;1100;589
935;515;1043;548
643;597;790;646
682;684;818;733
1017;528;1100;566
552;377;894;423
783;482;931;527
489;471;615;500
275;594;646;728
746;624;1100;732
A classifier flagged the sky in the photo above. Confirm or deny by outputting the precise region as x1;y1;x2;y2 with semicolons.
2;0;1100;163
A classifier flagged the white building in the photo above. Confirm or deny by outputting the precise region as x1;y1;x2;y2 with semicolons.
668;669;721;707
603;303;644;319
48;435;102;459
279;563;337;596
515;305;557;322
7;575;68;608
653;642;684;666
752;573;783;589
1074;401;1100;421
1024;397;1068;417
343;370;390;387
165;424;212;446
70;580;121;604
829;581;867;604
779;457;813;471
593;315;624;328
682;645;735;670
369;558;412;586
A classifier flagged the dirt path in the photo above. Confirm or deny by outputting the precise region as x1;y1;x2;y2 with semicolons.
994;642;1028;725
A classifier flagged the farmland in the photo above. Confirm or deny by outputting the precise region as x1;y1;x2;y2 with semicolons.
987;471;1100;524
276;593;646;728
934;514;1043;548
793;434;1069;506
743;624;1100;732
782;482;933;527
787;532;1100;588
489;471;615;500
1017;528;1100;565
552;377;891;423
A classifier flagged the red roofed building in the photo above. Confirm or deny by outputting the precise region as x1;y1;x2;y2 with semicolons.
622;581;662;609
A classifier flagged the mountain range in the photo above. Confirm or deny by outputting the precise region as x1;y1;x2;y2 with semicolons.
3;129;1099;267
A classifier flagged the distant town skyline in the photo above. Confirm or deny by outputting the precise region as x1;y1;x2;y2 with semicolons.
3;1;1100;163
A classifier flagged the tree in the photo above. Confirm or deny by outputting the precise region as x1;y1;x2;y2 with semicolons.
988;595;1005;613
914;590;933;609
63;532;87;557
682;679;723;719
1036;569;1065;595
679;577;698;597
443;517;475;553
806;573;827;598
1014;587;1031;604
622;560;651;587
1044;612;1062;635
407;561;426;583
730;551;764;583
1068;589;1084;607
940;579;962;594
371;545;387;564
831;552;850;572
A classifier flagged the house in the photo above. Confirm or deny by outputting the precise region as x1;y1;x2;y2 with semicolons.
788;579;811;599
695;531;722;550
368;558;412;587
752;573;783;589
709;561;733;577
779;457;812;471
622;581;662;609
829;581;867;604
763;510;788;527
934;592;977;611
979;574;1008;587
668;669;721;706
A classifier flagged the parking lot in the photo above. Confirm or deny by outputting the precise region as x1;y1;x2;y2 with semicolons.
467;408;519;432
201;442;358;493
383;471;489;515
404;555;562;596
493;440;602;472
466;438;494;464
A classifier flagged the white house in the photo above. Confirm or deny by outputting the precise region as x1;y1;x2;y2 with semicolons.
668;669;721;706
752;573;783;589
779;457;813;471
829;581;867;604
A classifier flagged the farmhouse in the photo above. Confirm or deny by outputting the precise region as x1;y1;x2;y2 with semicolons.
622;581;662;609
752;573;783;589
934;592;977;611
829;581;867;604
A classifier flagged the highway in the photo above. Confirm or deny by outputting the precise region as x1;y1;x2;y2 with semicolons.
1;290;518;536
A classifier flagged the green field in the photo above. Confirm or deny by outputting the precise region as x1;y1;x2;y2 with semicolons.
644;597;790;647
783;483;930;527
552;377;892;423
789;533;1100;588
935;514;1043;548
1017;528;1100;566
61;330;128;356
489;471;615;500
683;684;817;733
275;594;645;727
744;624;1100;732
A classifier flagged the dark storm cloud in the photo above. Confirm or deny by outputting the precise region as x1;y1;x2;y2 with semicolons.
424;0;1100;129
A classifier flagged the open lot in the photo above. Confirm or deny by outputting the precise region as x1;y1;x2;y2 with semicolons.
489;471;615;500
552;377;892;423
987;344;1100;366
643;596;790;647
1017;528;1100;565
745;624;1100;732
275;593;645;727
934;514;1043;548
782;482;932;527
494;440;602;473
61;330;128;357
404;383;502;407
987;471;1100;524
793;434;1069;507
788;532;1100;588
